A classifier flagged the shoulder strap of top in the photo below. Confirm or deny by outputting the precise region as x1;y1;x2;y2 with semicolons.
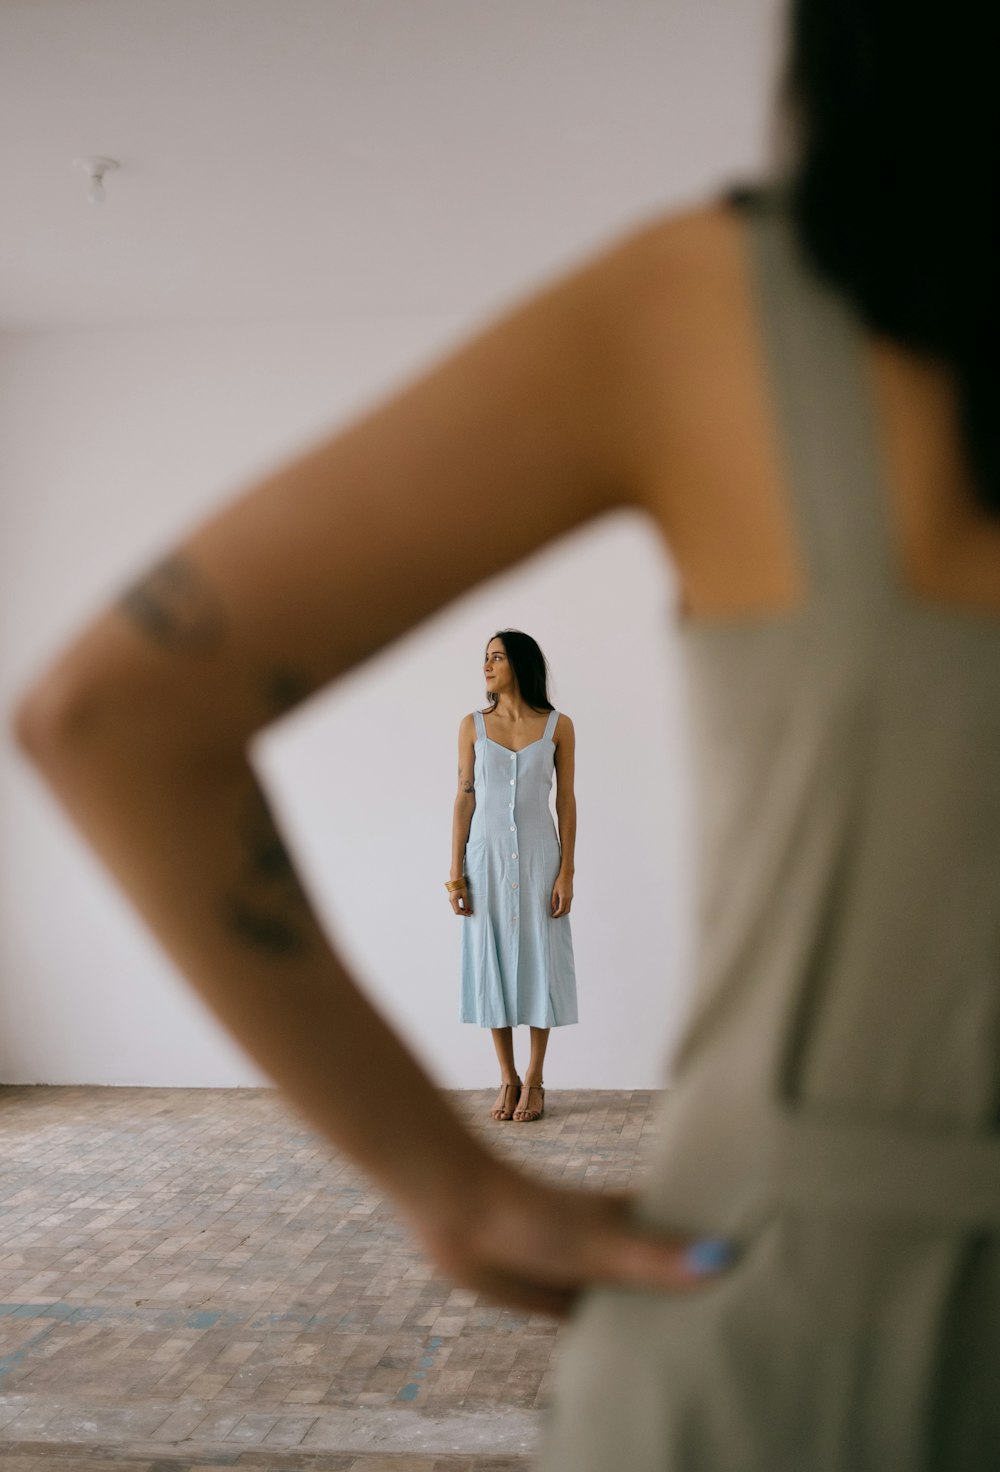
741;189;896;609
543;709;560;742
472;710;486;739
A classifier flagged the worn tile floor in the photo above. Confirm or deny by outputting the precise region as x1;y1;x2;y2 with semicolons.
0;1087;662;1470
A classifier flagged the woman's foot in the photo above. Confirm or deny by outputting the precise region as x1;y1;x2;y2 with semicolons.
490;1078;521;1121
513;1081;545;1122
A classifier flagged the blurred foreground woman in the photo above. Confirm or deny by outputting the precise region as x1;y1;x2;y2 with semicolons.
15;1;1000;1466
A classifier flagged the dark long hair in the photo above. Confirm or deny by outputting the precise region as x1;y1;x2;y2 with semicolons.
484;630;553;714
783;0;1000;515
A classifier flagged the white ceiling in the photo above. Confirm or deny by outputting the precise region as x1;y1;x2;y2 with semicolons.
0;0;784;331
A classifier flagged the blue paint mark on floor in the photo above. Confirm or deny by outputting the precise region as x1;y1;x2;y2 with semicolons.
0;1301;244;1336
2;1298;452;1393
0;1324;60;1381
248;1309;315;1331
396;1332;447;1401
2;1304;87;1324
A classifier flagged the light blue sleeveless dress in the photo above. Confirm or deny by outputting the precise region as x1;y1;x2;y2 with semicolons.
460;708;577;1029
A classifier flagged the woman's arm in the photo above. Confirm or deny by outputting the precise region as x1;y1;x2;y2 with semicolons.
552;715;577;918
13;219;721;1311
449;714;477;915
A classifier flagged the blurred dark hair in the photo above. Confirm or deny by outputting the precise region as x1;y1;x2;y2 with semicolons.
783;0;1000;514
484;630;553;713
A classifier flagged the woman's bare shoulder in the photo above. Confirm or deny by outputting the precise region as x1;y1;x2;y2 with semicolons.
597;196;744;307
538;194;743;360
586;195;752;479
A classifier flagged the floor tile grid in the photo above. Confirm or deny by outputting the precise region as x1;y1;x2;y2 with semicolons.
0;1087;662;1467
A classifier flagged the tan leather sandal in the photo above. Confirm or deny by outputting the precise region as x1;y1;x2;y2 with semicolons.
490;1079;522;1121
513;1082;545;1122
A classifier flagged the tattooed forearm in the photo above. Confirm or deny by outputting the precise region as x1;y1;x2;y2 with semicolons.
119;555;225;652
461;780;475;794
220;781;317;957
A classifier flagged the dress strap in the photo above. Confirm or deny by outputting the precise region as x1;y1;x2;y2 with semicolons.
472;710;486;740
740;189;897;611
543;709;560;742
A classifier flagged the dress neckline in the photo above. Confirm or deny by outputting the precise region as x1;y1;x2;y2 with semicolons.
482;735;548;754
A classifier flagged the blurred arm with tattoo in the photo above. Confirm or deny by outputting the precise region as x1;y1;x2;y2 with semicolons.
13;215;726;1313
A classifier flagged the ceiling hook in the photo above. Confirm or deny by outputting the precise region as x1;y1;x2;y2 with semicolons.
73;156;120;205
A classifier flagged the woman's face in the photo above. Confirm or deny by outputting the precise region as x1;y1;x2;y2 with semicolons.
484;639;515;699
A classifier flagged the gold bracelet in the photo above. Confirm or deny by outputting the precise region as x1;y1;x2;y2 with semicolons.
444;878;467;892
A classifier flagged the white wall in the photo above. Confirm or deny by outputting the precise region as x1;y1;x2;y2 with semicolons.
1;0;787;1089
1;314;696;1088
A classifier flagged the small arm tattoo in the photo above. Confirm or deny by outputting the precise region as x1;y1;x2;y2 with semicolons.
220;782;317;957
119;555;224;652
461;779;475;794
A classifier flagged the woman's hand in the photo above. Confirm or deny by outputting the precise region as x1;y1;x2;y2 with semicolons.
448;879;471;916
551;871;574;917
412;1157;732;1319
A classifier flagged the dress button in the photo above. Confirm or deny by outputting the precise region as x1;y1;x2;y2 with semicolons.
510;752;516;761
512;852;518;860
512;882;518;890
509;779;515;786
510;825;516;833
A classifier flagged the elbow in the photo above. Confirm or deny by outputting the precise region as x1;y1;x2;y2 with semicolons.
12;651;190;783
12;686;44;764
13;666;102;771
13;627;255;814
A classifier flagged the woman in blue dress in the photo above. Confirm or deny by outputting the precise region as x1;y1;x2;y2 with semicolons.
446;630;578;1123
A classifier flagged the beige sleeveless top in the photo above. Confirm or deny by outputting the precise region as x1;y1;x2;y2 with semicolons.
541;192;1000;1472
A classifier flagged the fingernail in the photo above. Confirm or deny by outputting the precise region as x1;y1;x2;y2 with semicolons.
684;1237;735;1276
